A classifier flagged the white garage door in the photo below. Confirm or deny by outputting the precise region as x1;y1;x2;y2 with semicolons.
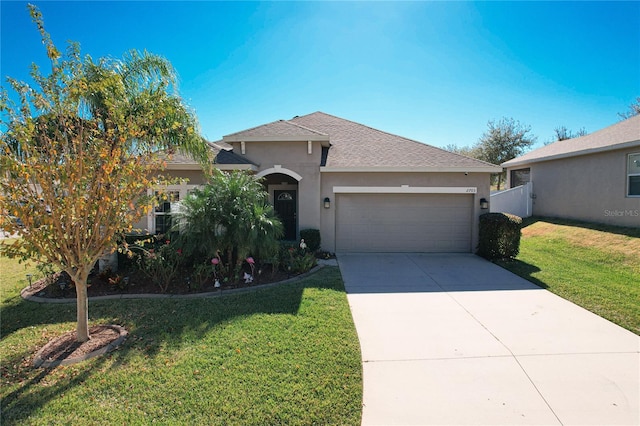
336;193;473;252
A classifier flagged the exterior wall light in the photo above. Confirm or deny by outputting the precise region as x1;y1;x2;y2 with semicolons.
480;198;489;209
324;197;331;209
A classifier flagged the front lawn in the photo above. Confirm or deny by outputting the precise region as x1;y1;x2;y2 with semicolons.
497;217;640;335
0;253;362;425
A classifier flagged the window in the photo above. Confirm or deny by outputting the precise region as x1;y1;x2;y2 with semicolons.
277;192;293;201
628;153;640;197
147;183;201;234
155;190;180;234
510;168;530;188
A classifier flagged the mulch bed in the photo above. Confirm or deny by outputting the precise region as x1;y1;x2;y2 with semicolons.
33;325;128;368
24;266;294;300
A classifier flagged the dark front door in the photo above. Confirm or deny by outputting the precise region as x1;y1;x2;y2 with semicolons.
274;190;297;240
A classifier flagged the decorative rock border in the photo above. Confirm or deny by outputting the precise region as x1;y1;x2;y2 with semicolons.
22;263;329;304
33;325;128;368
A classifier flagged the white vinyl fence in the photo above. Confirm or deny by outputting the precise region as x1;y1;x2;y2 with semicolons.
490;182;533;218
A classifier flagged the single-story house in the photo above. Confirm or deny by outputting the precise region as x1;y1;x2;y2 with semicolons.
138;112;501;253
502;114;640;227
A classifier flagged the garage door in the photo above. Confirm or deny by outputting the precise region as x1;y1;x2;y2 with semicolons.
336;193;473;252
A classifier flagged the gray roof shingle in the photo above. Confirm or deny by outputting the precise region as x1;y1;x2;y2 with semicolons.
165;141;257;167
223;119;328;141
291;112;499;170
503;115;640;167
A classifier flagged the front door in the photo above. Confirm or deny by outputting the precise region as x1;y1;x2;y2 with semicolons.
274;190;297;240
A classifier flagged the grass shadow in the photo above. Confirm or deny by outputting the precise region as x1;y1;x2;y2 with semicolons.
1;348;109;425
97;266;344;359
495;258;548;289
1;296;77;341
2;267;355;423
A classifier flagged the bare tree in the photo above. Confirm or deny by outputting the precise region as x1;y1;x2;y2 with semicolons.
618;97;640;120
549;125;588;144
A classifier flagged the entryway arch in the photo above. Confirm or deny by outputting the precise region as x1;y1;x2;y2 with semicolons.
256;167;303;182
259;171;300;241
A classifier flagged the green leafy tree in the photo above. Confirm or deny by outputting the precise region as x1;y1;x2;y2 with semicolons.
176;170;283;282
0;5;209;342
442;143;480;158
476;117;536;190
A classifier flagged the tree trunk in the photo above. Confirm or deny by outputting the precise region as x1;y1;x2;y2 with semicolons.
72;269;91;342
227;248;234;283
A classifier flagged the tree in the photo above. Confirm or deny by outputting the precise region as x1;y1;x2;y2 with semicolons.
176;170;283;282
0;5;209;342
547;125;588;144
475;118;536;190
443;143;479;158
618;97;640;120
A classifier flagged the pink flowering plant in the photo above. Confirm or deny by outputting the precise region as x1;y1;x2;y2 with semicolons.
280;240;317;275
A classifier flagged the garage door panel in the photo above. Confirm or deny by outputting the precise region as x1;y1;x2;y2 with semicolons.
336;194;472;253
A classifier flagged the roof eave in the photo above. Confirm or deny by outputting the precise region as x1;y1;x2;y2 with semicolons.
222;135;330;143
166;163;258;172
503;139;640;168
214;164;258;171
320;166;502;173
165;163;202;171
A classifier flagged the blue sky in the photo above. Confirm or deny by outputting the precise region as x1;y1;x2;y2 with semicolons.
2;1;639;150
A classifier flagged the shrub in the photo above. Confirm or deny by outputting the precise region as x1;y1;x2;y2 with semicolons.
118;233;155;271
280;241;317;275
134;238;183;292
190;261;214;291
477;213;522;260
299;229;321;252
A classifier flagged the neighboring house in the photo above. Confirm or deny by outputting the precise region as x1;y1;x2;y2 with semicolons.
138;112;501;253
502;115;640;227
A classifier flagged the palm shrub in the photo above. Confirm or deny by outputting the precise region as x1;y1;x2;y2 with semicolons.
176;170;283;282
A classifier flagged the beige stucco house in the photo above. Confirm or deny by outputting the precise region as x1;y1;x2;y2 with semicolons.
502;114;640;227
140;112;501;253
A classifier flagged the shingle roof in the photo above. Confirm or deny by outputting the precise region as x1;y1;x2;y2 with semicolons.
223;119;329;142
164;152;199;165
164;142;257;167
290;112;499;171
208;141;256;165
503;115;640;167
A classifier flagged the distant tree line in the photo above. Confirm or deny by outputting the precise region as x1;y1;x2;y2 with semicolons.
445;97;639;188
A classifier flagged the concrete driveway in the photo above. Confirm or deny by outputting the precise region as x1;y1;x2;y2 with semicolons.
338;253;640;425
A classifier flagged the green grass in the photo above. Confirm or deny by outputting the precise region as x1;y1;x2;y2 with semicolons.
497;217;640;335
0;249;363;425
